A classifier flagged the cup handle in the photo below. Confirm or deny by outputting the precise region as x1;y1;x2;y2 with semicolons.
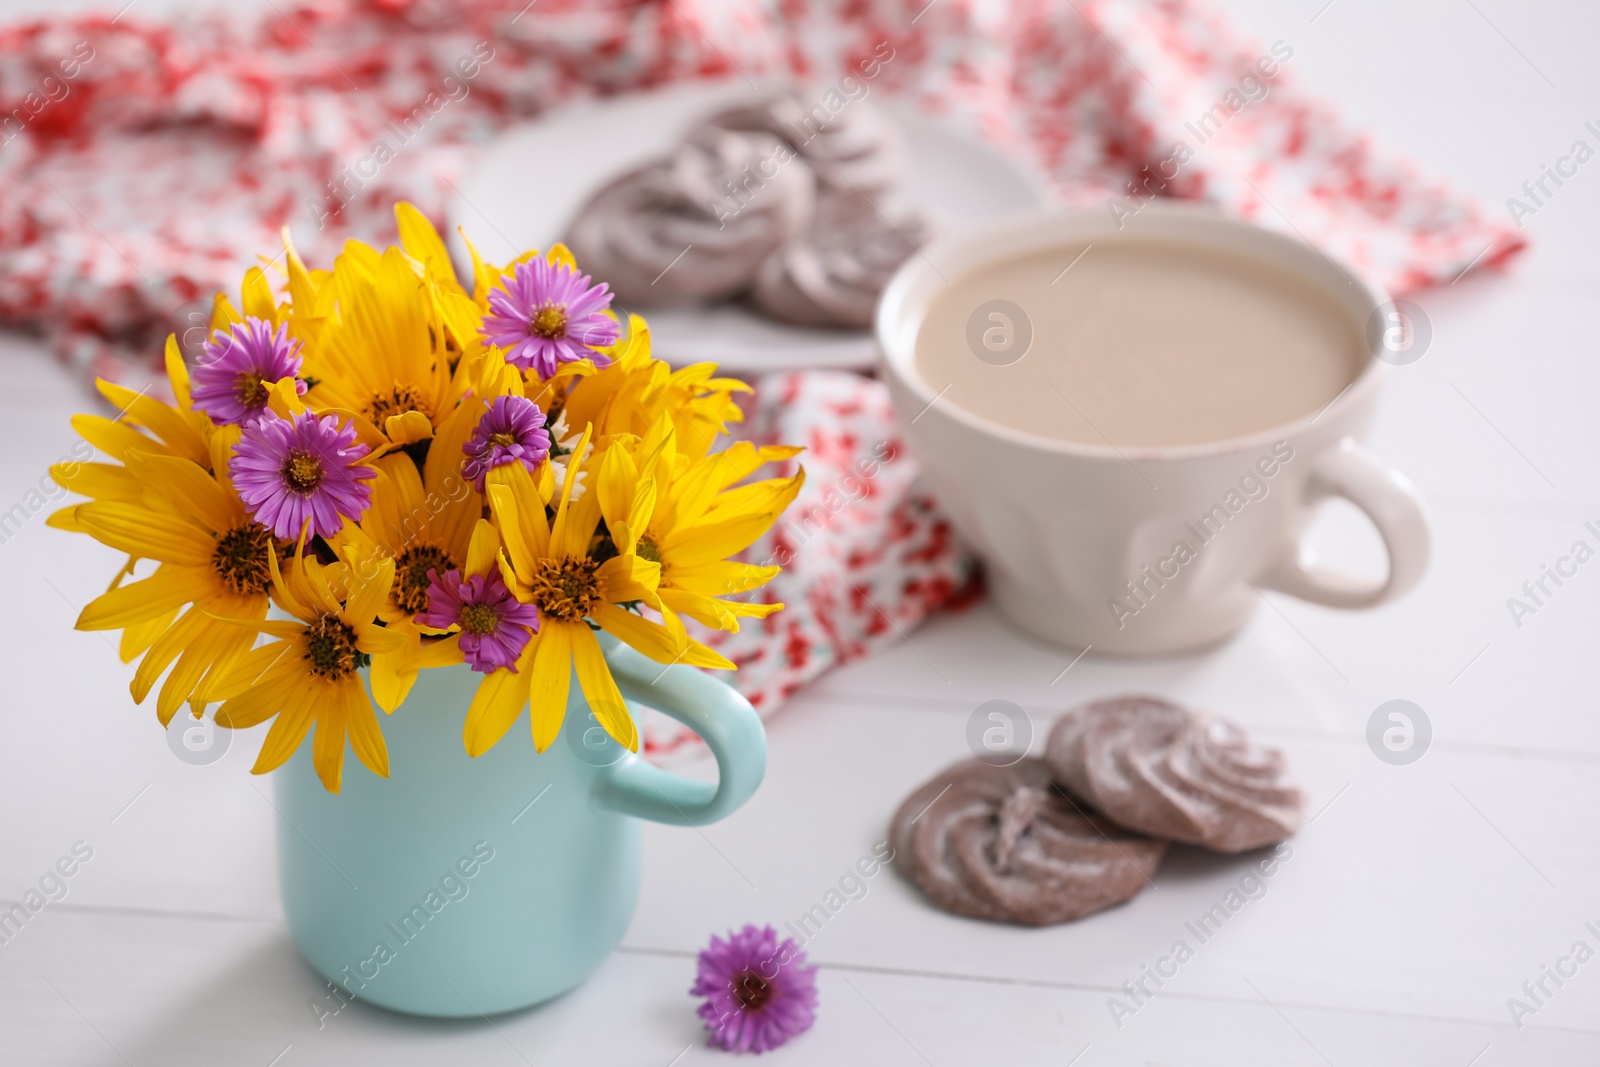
1258;437;1431;609
589;643;767;827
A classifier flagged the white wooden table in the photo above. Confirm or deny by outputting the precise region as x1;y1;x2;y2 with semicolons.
3;0;1599;1062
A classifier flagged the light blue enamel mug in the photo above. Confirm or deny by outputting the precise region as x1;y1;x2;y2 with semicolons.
273;635;766;1018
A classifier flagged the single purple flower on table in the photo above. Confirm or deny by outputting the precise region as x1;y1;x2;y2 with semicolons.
191;316;307;426
461;394;552;492
231;410;374;540
480;258;620;378
416;567;540;673
692;924;818;1054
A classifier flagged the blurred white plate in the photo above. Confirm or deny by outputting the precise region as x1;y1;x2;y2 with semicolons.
448;78;1052;373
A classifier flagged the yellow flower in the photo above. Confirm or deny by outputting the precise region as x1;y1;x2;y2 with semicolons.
50;200;808;796
69;438;283;724
207;262;292;336
210;550;407;793
598;415;803;639
298;242;468;449
471;426;664;756
330;413;487;710
49;338;215;539
560;316;750;458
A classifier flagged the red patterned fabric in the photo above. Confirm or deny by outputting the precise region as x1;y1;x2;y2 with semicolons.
1;0;1521;385
0;0;1522;737
639;370;980;757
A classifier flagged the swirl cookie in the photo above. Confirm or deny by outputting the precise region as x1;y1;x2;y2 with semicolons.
1045;696;1306;853
564;126;816;305
700;93;907;196
752;194;928;328
889;757;1167;926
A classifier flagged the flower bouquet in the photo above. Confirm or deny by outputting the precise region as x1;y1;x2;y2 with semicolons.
51;203;804;794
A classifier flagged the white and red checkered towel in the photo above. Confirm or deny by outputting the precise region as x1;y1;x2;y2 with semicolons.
0;0;1523;737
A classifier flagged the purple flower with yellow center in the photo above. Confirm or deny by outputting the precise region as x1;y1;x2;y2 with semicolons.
231;410;375;540
481;258;620;378
692;924;818;1054
416;567;540;673
462;395;552;492
191;317;307;426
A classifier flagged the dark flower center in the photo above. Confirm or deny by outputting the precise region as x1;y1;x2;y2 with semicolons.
488;431;519;449
732;969;773;1012
368;383;432;426
530;305;567;339
233;372;269;409
527;556;600;623
458;602;501;636
303;614;365;680
212;523;275;596
636;537;661;564
394;544;456;616
281;449;325;494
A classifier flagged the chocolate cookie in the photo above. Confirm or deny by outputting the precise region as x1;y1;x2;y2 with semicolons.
564;126;815;305
1045;696;1306;853
751;193;928;328
889;757;1166;926
699;93;907;196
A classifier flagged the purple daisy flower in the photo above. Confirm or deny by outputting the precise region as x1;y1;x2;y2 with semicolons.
191;316;307;426
692;924;818;1054
416;567;540;672
461;395;553;492
230;411;375;540
480;258;620;379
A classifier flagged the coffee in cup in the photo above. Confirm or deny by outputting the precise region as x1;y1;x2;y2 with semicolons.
878;203;1429;655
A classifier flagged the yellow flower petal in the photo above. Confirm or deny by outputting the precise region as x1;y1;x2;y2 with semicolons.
666;560;781;596
384;409;434;445
120;607;179;664
312;690;350;794
218;670;298;730
45;505;86;532
463;641;535;757
395;202;461;291
528;621;575;752
660;471;804;566
344;683;390;779
77;502;212;567
661;587;783;632
595;553;660;606
597;442;638;540
369;645;414;714
546;243;576;270
549;426;594;559
49;461;142;503
164;335;194;414
156;619;253;727
357;626;409;657
123;451;239;535
210;640;303;702
591;602;684;665
251;687;318;776
77;565;213;631
240;265;278;321
570;622;636;752
464;518;499;580
95;378;209;468
416;633;464;668
71;414;176;464
266;376;309;420
130;606;207;704
344;556;394;632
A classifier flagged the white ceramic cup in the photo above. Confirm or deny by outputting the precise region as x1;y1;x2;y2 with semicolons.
877;202;1431;655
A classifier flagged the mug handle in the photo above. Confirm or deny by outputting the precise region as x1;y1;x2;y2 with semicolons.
1258;437;1431;609
589;642;767;827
